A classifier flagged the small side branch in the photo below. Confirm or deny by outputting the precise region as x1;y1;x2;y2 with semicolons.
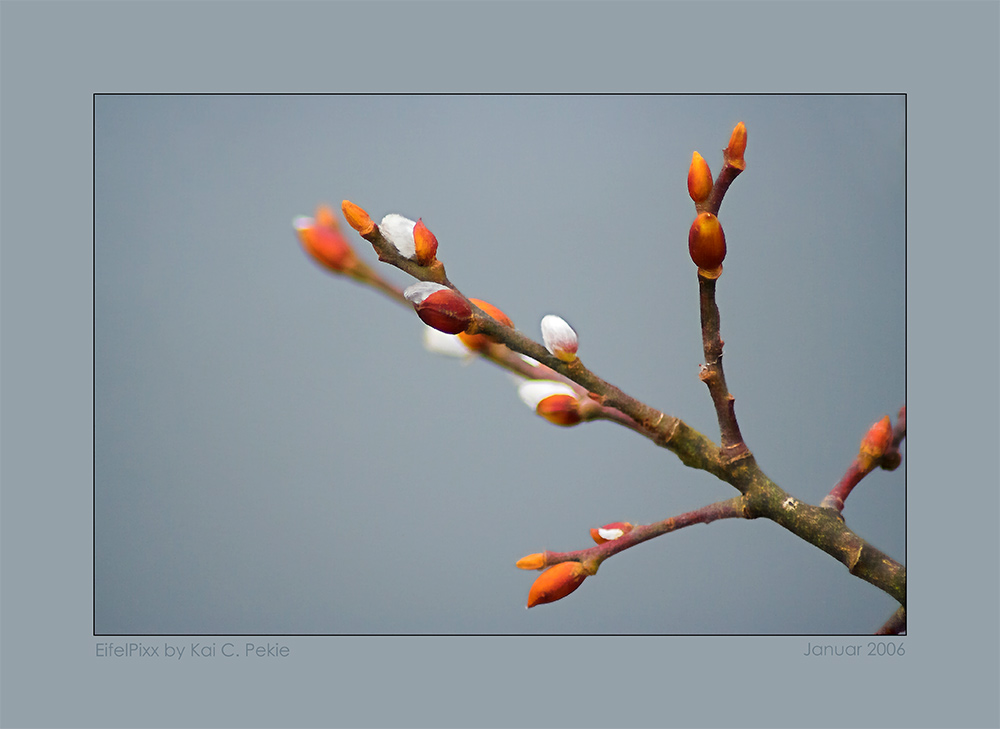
698;271;749;462
821;406;906;512
536;496;748;570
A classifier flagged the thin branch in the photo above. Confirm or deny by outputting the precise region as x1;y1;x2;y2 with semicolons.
697;271;750;462
534;497;748;570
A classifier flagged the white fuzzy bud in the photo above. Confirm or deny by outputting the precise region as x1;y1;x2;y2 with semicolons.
423;326;475;360
379;214;417;259
540;314;579;362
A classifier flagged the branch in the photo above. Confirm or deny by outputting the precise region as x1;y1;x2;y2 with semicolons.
521;496;748;572
697;270;750;462
295;120;906;623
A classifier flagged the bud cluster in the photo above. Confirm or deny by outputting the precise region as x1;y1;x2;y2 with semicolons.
684;122;746;275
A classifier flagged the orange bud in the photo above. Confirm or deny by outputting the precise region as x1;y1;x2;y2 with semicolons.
725;122;747;171
590;522;634;545
535;394;583;427
294;208;358;273
858;416;893;472
516;553;547;570
457;299;513;351
412;218;439;266
527;562;588;608
341;199;375;236
315;204;338;230
403;282;474;335
688;212;727;273
687;151;714;203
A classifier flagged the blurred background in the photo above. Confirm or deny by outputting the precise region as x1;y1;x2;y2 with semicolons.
94;95;905;634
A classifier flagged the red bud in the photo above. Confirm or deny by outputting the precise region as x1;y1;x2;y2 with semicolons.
688;212;727;273
404;283;474;335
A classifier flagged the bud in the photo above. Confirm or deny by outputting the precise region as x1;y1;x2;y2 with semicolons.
412;218;439;266
518;380;582;426
540;314;579;362
293;207;358;273
315;204;338;230
403;282;473;335
516;553;547;570
858;416;893;472
422;326;474;359
527;562;588;608
341;200;376;236
724;122;747;171
688;212;727;274
590;522;634;545
457;299;513;351
379;214;418;259
687;151;714;203
880;449;902;471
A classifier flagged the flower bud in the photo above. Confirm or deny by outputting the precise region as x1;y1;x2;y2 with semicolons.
540;314;579;362
379;214;417;259
688;212;727;273
457;299;513;351
527;562;588;608
341;200;375;236
412;218;438;266
590;522;634;545
518;380;582;426
536;394;583;427
687;151;714;203
422;326;474;359
858;416;893;472
403;282;473;335
315;204;338;230
516;553;547;570
294;206;358;273
725;121;747;171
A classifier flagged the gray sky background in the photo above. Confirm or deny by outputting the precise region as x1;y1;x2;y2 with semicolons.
95;94;905;634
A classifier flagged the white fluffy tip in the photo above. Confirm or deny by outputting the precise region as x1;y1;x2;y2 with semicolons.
540;314;578;360
423;326;474;359
379;213;417;258
403;281;448;306
517;379;577;410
